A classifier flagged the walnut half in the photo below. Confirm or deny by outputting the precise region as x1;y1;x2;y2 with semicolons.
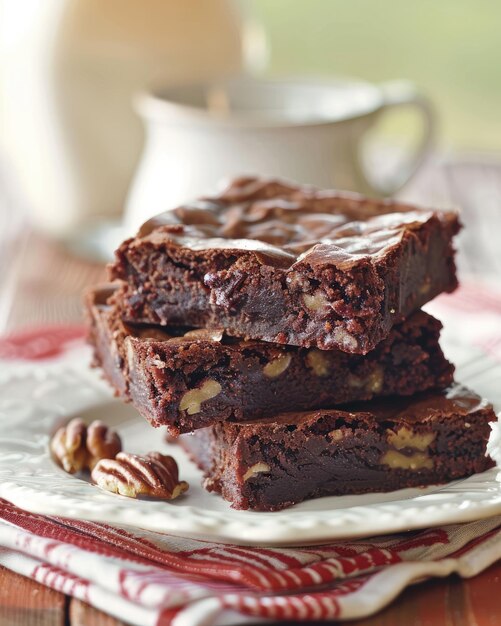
179;379;222;415
306;349;330;377
381;450;433;470
387;426;436;451
50;418;122;474
381;426;435;470
91;452;189;499
263;354;292;378
243;462;271;481
303;291;329;314
348;366;384;394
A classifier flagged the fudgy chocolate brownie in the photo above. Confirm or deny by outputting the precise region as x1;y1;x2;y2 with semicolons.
110;177;460;354
179;384;496;511
87;285;454;434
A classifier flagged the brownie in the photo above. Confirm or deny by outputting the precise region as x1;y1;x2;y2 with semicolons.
110;177;460;354
179;384;496;511
86;285;454;434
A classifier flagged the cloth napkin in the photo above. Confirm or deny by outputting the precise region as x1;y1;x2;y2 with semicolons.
0;280;500;625
0;500;500;625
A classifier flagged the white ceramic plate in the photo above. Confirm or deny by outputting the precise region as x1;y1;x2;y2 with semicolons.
0;338;500;547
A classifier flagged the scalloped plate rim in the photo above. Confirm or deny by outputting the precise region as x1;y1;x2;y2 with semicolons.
0;355;500;546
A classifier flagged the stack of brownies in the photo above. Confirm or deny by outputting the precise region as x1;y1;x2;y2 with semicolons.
87;177;496;511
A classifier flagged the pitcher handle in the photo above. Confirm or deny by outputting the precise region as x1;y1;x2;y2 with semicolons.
354;80;436;197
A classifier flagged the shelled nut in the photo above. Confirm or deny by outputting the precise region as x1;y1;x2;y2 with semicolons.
348;366;384;393
387;427;436;451
86;421;123;470
381;450;433;470
50;418;122;474
91;452;188;499
331;328;358;351
243;462;271;481
263;354;292;378
303;291;329;313
179;379;222;415
306;349;330;376
50;418;88;474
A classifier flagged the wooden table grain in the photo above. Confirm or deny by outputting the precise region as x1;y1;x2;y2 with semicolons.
1;157;501;624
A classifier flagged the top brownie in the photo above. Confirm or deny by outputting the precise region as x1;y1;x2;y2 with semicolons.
111;177;460;353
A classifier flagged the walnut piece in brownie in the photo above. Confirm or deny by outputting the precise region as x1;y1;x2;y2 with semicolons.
179;384;496;511
110;177;460;354
86;285;454;434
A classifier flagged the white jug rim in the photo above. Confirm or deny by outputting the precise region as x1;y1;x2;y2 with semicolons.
134;75;384;129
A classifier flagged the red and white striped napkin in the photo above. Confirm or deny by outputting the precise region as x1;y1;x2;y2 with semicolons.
0;500;500;625
426;280;501;364
0;280;500;624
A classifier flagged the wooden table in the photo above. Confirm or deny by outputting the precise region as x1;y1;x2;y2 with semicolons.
1;157;501;624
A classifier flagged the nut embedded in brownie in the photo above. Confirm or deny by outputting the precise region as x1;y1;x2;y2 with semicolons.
86;285;454;434
109;177;460;354
178;384;496;511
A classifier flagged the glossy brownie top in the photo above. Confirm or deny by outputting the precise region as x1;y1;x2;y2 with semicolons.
132;176;460;270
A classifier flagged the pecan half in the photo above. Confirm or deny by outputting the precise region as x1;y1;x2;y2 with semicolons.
91;452;189;499
50;418;122;474
86;420;123;470
50;418;88;474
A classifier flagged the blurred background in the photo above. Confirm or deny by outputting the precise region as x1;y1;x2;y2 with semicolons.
1;0;500;331
255;0;501;150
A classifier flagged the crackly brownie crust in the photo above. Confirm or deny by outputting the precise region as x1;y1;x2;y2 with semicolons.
86;285;454;434
179;384;496;511
110;177;460;354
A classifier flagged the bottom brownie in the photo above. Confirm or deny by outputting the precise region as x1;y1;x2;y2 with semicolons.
179;384;496;511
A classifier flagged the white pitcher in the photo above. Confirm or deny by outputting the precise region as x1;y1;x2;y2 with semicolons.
0;0;244;237
125;76;435;232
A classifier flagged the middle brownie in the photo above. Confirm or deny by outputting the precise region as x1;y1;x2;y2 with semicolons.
87;285;454;434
